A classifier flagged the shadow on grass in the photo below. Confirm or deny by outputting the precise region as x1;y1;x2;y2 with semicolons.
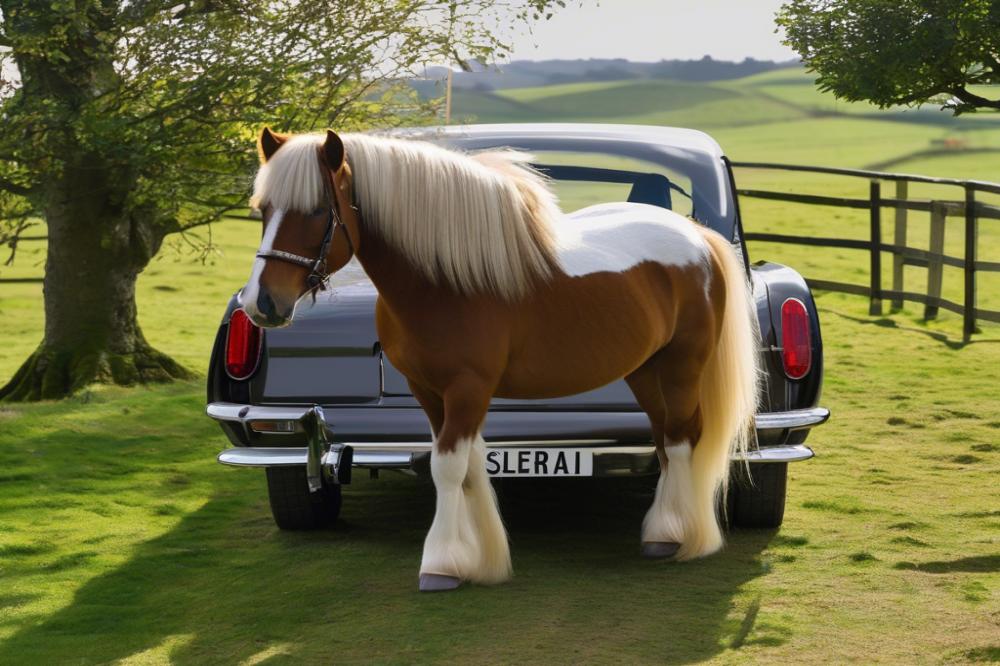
894;555;1000;574
0;473;774;664
826;309;1000;350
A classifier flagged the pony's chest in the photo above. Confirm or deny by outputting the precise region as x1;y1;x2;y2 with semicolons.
553;203;709;277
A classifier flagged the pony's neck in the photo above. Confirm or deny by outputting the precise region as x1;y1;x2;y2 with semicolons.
352;220;441;313
343;135;559;302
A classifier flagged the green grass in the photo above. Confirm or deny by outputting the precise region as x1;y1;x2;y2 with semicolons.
1;68;999;663
736;68;1000;128
0;291;996;664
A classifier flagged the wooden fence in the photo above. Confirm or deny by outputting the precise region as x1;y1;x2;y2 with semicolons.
5;165;1000;342
731;162;1000;342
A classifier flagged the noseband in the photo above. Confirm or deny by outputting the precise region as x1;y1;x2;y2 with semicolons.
255;193;355;292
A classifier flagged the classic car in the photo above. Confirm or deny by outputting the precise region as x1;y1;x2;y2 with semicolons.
206;123;829;531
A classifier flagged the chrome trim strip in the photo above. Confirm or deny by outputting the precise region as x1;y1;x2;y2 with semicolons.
207;402;830;432
735;444;814;463
218;447;414;468
208;402;312;421
755;407;830;430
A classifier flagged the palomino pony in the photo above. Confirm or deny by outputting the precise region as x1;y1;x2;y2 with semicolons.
240;128;759;592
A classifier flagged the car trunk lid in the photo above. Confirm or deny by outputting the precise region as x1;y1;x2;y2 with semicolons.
258;266;382;404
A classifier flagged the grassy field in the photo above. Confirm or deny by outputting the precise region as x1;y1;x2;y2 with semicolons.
1;69;998;664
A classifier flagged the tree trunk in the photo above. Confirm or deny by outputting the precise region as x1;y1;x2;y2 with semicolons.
0;172;192;402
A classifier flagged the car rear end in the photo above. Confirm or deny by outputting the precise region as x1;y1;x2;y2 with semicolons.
207;122;828;530
207;265;828;530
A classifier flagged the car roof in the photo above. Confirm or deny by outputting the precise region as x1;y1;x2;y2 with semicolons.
392;123;736;236
397;123;726;159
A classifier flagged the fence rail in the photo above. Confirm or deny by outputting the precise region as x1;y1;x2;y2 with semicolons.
732;161;1000;341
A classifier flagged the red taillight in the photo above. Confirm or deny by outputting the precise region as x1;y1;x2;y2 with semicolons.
225;309;263;380
781;298;812;380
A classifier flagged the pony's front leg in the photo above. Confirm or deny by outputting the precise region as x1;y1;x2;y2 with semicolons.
419;387;511;592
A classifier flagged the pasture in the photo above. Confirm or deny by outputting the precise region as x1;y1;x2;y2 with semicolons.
0;69;998;664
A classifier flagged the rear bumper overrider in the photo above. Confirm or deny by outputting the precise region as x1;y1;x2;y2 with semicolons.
207;401;828;480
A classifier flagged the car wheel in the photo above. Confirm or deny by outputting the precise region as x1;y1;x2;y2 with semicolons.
265;466;342;530
728;462;788;529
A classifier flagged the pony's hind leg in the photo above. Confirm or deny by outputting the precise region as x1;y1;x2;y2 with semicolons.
418;381;511;592
630;336;715;560
654;335;729;561
625;359;680;559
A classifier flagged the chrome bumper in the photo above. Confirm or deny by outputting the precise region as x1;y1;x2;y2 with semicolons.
208;402;826;480
217;442;814;470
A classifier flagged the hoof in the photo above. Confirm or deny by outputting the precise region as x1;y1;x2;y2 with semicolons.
419;574;462;592
641;541;681;559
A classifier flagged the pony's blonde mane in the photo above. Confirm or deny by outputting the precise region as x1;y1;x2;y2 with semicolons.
251;133;561;300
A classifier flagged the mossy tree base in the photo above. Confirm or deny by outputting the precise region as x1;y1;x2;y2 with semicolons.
0;343;193;402
0;176;195;403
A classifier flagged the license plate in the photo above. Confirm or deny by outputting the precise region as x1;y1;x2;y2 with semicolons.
485;448;593;477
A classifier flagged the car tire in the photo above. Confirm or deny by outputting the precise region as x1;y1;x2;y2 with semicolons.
728;462;788;529
265;466;342;530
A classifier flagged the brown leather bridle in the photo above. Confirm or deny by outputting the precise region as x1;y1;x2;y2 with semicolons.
255;181;355;292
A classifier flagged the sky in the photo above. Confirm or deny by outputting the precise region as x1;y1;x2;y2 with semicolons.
505;0;798;62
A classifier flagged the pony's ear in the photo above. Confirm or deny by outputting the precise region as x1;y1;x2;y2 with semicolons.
322;129;345;171
258;127;288;163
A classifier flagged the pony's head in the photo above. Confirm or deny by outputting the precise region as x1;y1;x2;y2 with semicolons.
240;128;360;327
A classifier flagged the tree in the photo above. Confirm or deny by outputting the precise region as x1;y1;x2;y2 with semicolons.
776;0;1000;114
0;0;564;401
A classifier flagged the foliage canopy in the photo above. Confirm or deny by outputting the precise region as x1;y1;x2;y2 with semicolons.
0;0;563;400
777;0;1000;114
0;0;562;256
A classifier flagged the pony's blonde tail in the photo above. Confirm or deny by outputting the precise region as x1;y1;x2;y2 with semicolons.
680;228;760;560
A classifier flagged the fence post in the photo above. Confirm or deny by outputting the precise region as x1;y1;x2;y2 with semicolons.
869;180;883;315
891;180;908;310
964;186;978;342
924;202;946;320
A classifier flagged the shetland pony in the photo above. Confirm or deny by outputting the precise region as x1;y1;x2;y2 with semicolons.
240;128;759;592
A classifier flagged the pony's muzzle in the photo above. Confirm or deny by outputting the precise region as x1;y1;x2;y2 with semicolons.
243;288;292;328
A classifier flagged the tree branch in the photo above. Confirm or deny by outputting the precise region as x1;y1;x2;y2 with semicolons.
0;175;31;196
0;216;36;266
950;86;1000;111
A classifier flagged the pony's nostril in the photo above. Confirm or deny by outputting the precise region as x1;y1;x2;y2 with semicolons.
253;290;292;326
256;290;276;317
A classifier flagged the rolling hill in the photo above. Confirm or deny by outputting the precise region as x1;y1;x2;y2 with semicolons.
450;71;1000;180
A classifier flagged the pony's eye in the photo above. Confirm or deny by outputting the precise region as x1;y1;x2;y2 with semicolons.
311;207;325;217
